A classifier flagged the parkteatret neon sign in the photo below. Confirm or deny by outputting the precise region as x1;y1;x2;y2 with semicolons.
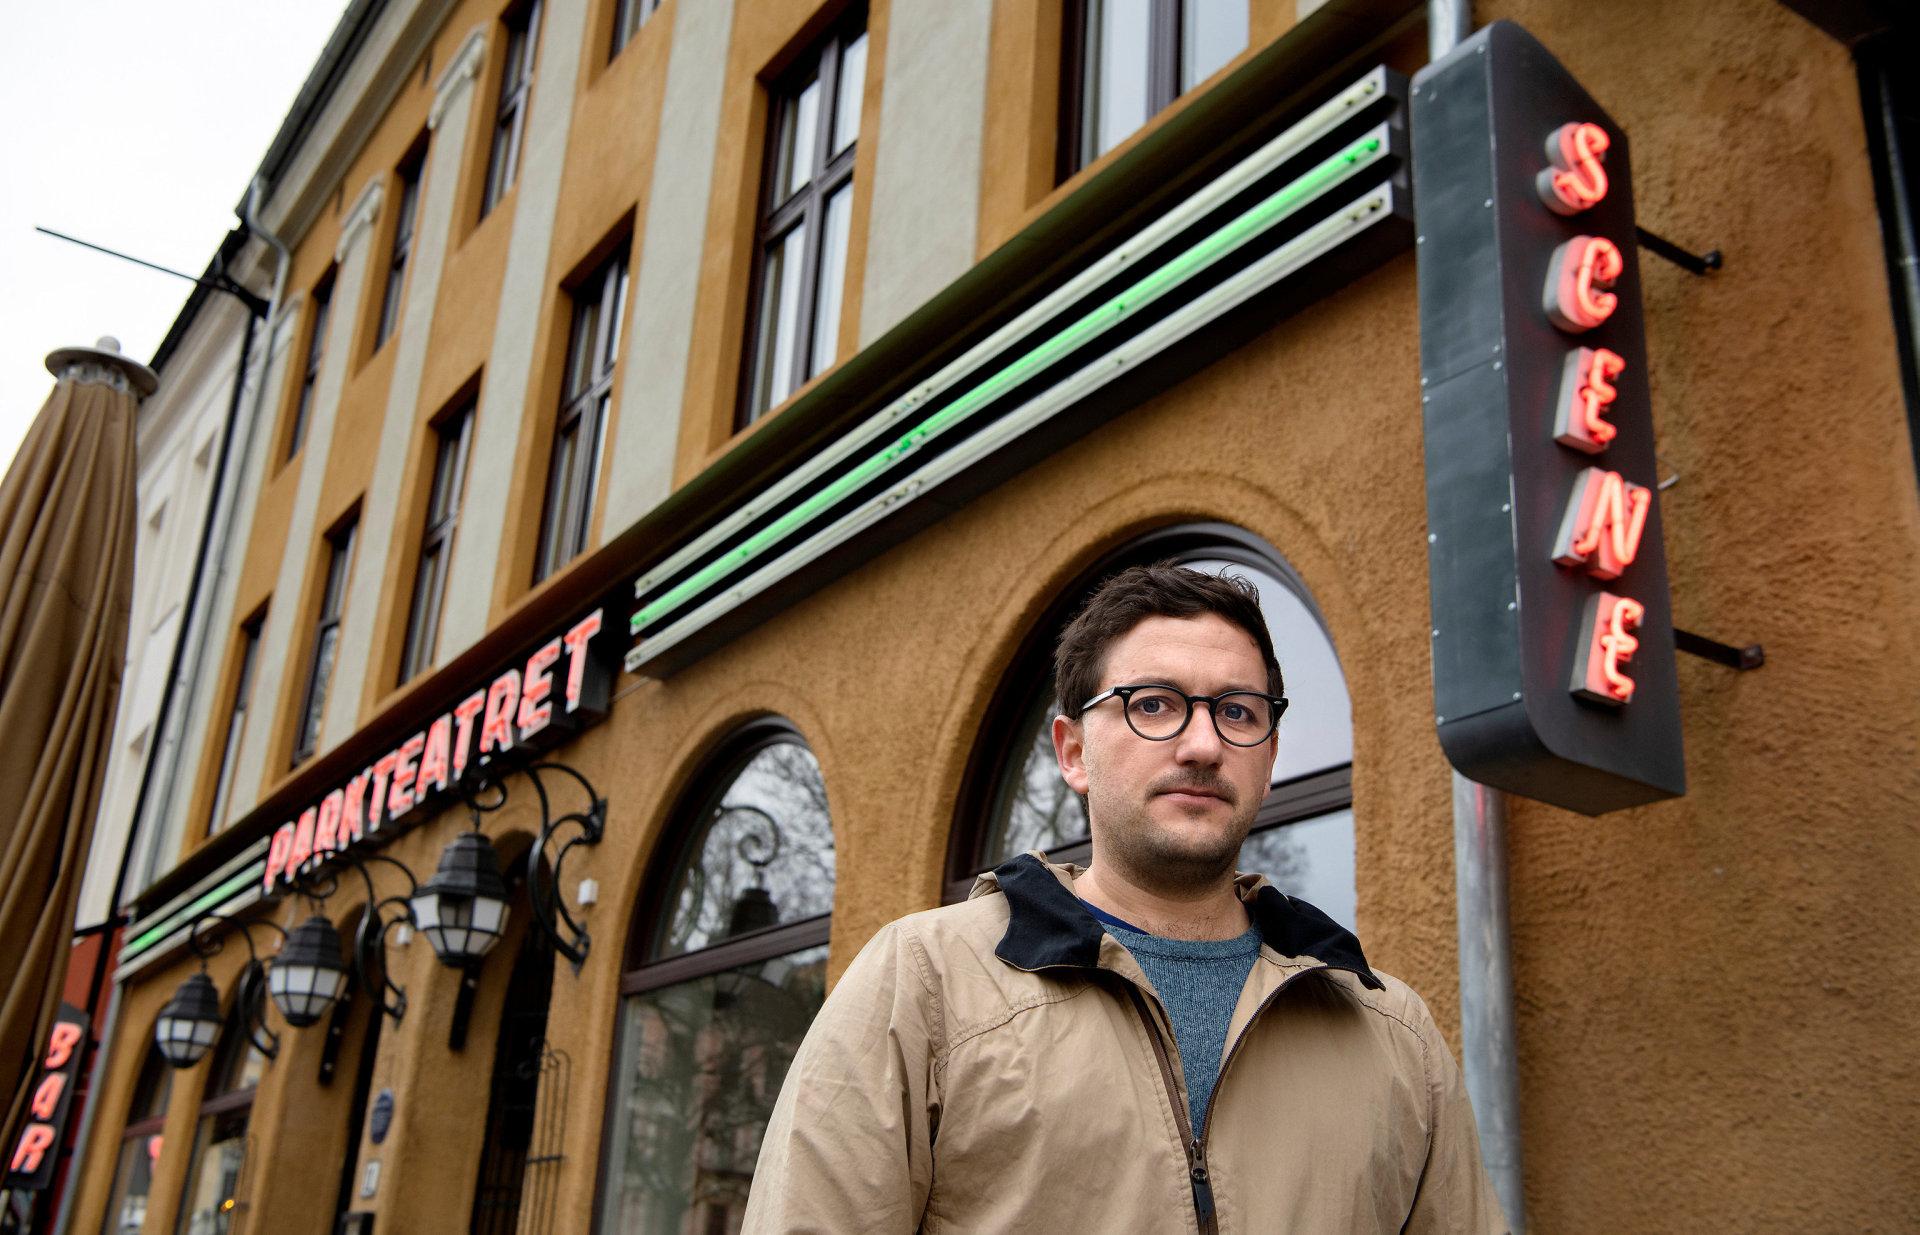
1535;122;1647;706
262;609;607;892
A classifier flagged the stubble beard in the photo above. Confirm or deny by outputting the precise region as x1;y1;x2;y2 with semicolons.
1086;769;1261;898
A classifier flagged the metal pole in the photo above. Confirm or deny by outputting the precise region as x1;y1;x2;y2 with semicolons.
1428;2;1525;1229
1451;771;1525;1231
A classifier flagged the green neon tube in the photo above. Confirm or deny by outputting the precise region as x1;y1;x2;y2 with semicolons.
121;865;265;961
633;134;1385;636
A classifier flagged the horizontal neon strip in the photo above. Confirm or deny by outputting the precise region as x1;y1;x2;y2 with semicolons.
120;865;263;962
629;186;1396;670
633;70;1391;601
634;131;1387;636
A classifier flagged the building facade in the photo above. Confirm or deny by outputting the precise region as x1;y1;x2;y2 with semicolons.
58;0;1920;1232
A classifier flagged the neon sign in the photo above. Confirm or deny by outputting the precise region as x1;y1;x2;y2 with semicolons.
262;608;609;892
1572;592;1645;705
5;1006;88;1191
1537;121;1611;214
1415;20;1683;813
1544;234;1623;331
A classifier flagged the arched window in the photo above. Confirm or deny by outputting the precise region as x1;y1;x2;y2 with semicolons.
596;720;835;1234
949;524;1357;927
175;995;268;1233
99;1042;170;1235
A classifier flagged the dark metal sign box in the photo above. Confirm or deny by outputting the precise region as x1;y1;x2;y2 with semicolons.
1413;21;1686;815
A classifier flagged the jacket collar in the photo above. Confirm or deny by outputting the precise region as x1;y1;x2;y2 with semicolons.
984;852;1383;990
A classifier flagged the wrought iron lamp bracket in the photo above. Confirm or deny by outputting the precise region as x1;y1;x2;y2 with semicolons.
187;909;286;1059
463;759;606;974
277;850;421;1025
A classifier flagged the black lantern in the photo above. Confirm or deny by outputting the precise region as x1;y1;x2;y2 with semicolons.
268;915;349;1027
154;971;223;1068
411;831;510;967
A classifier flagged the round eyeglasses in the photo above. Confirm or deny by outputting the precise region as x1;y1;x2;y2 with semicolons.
1079;684;1288;747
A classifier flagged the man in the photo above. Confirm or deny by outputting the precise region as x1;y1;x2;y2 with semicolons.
744;563;1507;1232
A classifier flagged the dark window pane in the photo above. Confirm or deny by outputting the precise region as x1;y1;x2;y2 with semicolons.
294;523;356;764
748;226;807;416
657;743;837;960
1084;0;1153;164
1236;808;1356;930
483;2;541;217
598;946;828;1232
401;410;473;681
289;279;333;459
774;75;823;204
832;32;868;156
810;185;853;376
1180;0;1246;90
207;615;264;835
101;1132;162;1235
174;1107;250;1235
537;254;625;581
611;0;662;59
984;692;1088;862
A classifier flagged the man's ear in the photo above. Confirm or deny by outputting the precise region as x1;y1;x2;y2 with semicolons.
1052;713;1089;795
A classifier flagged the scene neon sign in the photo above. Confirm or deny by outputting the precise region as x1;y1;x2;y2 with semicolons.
1534;121;1647;706
262;608;609;892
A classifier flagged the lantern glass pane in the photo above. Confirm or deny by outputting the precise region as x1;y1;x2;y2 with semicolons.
411;892;441;930
472;896;507;935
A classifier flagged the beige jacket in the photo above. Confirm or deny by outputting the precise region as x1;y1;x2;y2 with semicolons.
744;854;1507;1233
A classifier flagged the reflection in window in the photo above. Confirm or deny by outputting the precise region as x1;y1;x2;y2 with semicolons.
598;725;834;1232
175;1001;267;1235
965;536;1357;928
740;14;867;425
1065;0;1248;176
100;1044;170;1235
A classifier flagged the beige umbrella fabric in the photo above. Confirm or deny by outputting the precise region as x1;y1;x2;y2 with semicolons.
0;338;146;1146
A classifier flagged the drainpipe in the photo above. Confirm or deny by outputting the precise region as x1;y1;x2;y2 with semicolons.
50;176;291;1235
1427;2;1527;1231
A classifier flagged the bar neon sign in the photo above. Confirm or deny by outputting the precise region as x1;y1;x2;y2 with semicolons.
261;609;608;892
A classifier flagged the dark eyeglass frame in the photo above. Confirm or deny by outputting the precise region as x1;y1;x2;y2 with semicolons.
1079;683;1289;747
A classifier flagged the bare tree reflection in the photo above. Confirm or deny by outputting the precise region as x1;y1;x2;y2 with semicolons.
600;948;828;1233
662;744;837;958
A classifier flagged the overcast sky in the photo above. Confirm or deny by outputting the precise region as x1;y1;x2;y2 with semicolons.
0;1;348;473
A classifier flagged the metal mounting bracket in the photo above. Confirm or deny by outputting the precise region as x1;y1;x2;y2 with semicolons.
1673;627;1764;670
1636;226;1722;276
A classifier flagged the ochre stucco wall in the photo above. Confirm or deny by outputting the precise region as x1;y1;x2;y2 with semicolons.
78;0;1920;1231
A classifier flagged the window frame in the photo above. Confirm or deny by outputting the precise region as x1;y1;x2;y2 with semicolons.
534;250;629;583
172;999;265;1235
943;522;1354;904
99;1043;171;1235
206;606;267;837
609;0;663;60
292;515;358;767
593;717;834;1234
1058;0;1245;181
374;144;426;352
287;271;335;461
482;0;543;219
399;404;475;681
620;718;833;997
736;11;868;429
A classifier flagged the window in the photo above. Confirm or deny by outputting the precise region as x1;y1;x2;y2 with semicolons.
948;526;1357;928
288;272;335;460
99;1044;171;1235
399;406;474;681
610;0;662;59
740;15;868;425
1061;0;1248;177
597;721;835;1232
483;0;542;218
174;1000;268;1235
534;253;627;582
293;517;357;766
375;148;425;351
206;608;266;836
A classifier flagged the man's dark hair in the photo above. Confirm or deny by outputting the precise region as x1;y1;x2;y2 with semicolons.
1053;561;1284;719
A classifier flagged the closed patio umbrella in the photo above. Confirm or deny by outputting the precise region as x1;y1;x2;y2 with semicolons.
0;338;149;1147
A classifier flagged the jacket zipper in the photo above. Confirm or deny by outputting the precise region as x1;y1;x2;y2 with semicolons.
1126;987;1218;1235
1129;963;1373;1233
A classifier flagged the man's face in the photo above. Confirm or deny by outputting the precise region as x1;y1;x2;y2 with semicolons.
1052;613;1278;891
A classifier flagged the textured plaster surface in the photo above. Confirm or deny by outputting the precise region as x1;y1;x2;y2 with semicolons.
78;0;1920;1232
